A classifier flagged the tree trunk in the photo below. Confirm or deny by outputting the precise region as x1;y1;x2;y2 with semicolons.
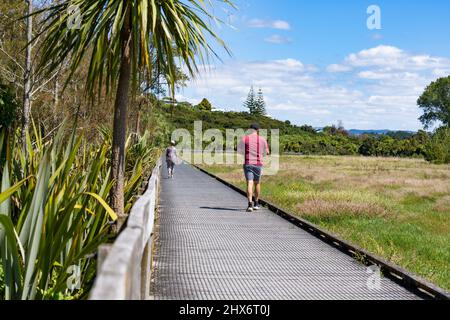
110;4;132;234
135;99;145;137
53;77;59;125
135;108;141;137
21;0;33;147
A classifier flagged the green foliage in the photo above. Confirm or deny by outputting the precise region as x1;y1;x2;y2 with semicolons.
254;88;267;116
0;123;159;300
358;133;429;158
298;125;317;134
143;106;173;148
164;102;307;134
358;136;377;156
418;76;450;129
424;127;450;164
37;0;235;100
0;83;18;128
282;133;358;156
243;86;256;114
386;131;415;140
196;98;212;112
323;125;348;136
177;101;193;109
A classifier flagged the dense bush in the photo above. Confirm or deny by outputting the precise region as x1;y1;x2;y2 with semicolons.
164;103;308;135
282;133;358;155
0;83;18;128
358;132;429;158
0;124;160;300
195;98;213;112
424;127;450;164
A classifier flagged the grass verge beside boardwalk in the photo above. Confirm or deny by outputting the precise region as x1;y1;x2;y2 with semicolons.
200;155;450;291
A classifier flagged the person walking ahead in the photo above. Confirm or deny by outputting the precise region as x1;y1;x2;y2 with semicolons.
166;140;178;179
238;123;270;212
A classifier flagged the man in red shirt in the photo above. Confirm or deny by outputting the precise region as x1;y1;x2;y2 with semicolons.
238;123;270;212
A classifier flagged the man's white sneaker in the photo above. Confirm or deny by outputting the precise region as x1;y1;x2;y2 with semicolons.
246;206;254;213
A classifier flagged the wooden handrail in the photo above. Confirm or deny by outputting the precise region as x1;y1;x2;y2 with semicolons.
90;157;162;300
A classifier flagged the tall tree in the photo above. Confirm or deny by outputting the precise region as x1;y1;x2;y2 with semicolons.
254;88;267;116
196;98;212;112
36;0;234;233
244;86;256;114
1;0;61;141
418;76;450;129
0;1;27;97
21;0;33;146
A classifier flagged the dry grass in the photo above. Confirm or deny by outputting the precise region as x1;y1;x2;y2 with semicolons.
434;196;450;213
296;200;388;218
289;189;390;217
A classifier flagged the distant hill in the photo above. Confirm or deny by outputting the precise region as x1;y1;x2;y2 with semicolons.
314;128;417;137
349;129;391;135
348;129;417;138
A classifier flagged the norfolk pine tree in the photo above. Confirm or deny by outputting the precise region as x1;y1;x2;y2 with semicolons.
255;88;267;116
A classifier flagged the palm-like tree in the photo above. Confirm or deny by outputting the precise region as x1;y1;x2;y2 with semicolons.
36;0;234;232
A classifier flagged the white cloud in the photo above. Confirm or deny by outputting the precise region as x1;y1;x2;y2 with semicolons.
327;64;352;73
331;45;450;71
272;20;291;30
358;70;419;80
181;46;450;130
433;69;450;77
248;19;291;30
264;35;292;44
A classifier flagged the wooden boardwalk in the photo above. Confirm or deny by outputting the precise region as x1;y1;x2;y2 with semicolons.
151;162;419;300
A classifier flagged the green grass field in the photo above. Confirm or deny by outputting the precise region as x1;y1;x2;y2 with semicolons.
200;155;450;290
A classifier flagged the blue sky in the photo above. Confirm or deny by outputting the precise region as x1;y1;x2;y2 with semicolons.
178;0;450;130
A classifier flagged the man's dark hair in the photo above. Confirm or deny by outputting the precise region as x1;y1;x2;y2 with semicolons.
250;123;261;130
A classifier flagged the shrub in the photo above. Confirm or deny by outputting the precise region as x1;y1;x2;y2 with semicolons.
0;123;160;300
424;127;450;164
0;83;18;128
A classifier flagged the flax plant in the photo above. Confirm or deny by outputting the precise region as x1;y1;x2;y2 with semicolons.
0;123;159;300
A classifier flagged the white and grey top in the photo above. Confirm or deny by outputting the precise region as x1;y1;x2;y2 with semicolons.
166;146;178;164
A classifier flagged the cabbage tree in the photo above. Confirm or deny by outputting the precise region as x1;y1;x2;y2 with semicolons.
36;0;234;232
